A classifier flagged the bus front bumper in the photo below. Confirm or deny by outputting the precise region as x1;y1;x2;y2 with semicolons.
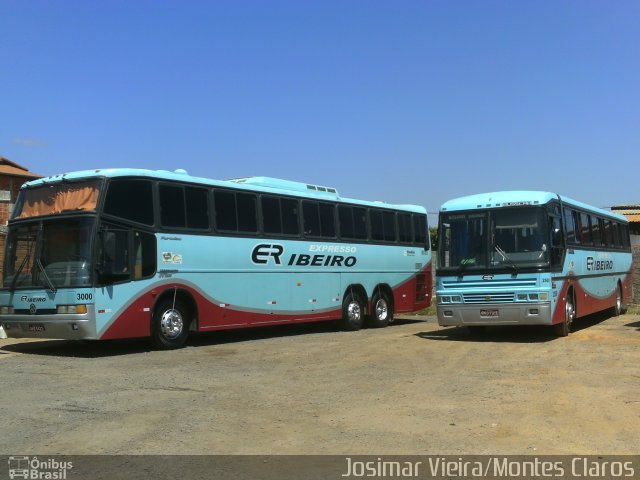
1;307;97;340
437;302;552;327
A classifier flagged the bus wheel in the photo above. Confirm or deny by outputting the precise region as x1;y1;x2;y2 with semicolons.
341;292;365;331
151;298;190;349
614;285;623;316
554;294;574;337
368;292;393;328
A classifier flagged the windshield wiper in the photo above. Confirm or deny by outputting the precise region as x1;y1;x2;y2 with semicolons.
493;243;519;274
36;259;57;293
10;253;30;291
456;258;477;277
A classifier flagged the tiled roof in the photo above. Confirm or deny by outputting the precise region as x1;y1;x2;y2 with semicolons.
0;156;41;178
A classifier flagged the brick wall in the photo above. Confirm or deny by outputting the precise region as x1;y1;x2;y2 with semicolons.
632;246;640;305
0;175;33;285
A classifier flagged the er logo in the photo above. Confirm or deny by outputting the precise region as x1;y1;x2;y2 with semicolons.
251;244;284;265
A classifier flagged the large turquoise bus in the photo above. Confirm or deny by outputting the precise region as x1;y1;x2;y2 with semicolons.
0;169;431;348
436;191;632;336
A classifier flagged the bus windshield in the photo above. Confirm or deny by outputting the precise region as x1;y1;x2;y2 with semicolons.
3;218;95;289
13;180;101;219
439;207;549;272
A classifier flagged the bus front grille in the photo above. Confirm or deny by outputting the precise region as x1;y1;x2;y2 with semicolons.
462;292;515;304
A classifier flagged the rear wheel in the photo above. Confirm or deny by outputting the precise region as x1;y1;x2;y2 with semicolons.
613;285;623;316
151;298;190;349
341;292;365;331
554;293;574;337
368;292;393;328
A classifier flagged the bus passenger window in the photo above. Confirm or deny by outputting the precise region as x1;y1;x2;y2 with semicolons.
580;213;591;244
383;211;396;242
262;196;282;234
398;213;413;243
413;214;427;248
214;190;237;231
319;203;335;237
338;206;354;239
564;209;576;244
370;210;384;241
104;180;154;225
160;184;186;228
281;198;300;235
185;187;210;229
590;215;601;245
236;193;257;232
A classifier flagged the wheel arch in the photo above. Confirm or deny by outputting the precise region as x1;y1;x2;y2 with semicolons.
152;287;199;332
343;284;368;315
371;283;394;311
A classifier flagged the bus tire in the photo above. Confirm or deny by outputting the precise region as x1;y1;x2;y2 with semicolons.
151;298;190;349
368;292;393;328
554;293;574;337
341;292;365;331
613;284;623;316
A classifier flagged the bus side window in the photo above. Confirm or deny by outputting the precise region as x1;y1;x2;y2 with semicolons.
599;219;609;246
134;231;157;280
571;210;581;245
413;214;428;248
563;208;576;244
104;180;154;226
590;215;601;245
580;212;591;244
398;213;413;243
610;221;621;247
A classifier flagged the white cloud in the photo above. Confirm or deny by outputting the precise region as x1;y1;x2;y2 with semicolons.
14;138;47;147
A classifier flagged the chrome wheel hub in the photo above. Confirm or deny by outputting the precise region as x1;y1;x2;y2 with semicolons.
160;309;183;339
347;302;362;322
375;299;388;321
566;301;574;326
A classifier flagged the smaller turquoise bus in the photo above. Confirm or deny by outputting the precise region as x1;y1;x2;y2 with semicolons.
436;191;632;336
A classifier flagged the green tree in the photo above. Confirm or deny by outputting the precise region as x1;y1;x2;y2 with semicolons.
429;227;438;252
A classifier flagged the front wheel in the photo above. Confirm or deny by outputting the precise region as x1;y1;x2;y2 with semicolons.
368;292;393;328
554;293;575;337
151;298;190;349
341;292;365;331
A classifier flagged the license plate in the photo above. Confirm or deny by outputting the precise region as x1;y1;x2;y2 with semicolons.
28;324;45;332
480;309;499;318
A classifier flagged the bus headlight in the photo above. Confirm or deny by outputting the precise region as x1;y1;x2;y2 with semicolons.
57;305;88;314
0;306;14;314
451;295;462;303
439;296;451;304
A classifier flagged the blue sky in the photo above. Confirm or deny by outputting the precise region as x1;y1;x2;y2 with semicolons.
1;1;638;221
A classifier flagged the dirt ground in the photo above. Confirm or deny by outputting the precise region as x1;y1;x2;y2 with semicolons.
1;312;639;455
